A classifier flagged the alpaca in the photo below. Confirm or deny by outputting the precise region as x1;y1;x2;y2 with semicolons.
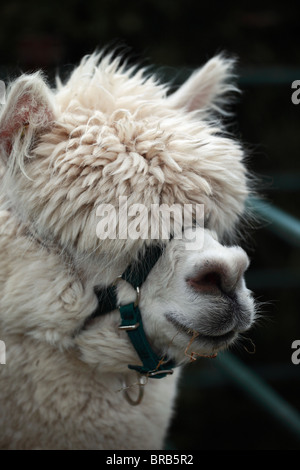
0;52;256;449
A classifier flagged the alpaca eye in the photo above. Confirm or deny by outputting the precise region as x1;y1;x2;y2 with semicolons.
204;214;211;227
192;218;198;228
190;218;204;230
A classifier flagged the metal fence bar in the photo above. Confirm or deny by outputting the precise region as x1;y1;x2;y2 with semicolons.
239;67;300;86
149;66;300;88
215;352;300;441
248;196;300;247
258;173;300;191
246;268;300;289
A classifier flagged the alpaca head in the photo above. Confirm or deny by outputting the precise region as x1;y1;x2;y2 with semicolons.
0;52;255;368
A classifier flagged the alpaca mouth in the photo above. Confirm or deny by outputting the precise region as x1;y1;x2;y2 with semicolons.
165;314;237;347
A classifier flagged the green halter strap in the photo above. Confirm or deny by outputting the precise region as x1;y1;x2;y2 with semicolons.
93;244;176;378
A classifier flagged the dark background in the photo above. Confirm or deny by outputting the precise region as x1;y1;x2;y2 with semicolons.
1;1;299;451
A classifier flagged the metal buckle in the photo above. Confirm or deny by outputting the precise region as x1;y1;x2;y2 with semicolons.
118;285;140;331
118;322;140;331
147;369;174;377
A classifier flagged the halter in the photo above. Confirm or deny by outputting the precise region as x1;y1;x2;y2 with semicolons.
91;244;176;380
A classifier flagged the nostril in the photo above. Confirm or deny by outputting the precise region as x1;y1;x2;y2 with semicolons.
186;246;249;297
201;272;222;288
187;270;223;294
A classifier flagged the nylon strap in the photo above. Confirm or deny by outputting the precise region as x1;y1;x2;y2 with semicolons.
119;302;175;378
92;243;176;378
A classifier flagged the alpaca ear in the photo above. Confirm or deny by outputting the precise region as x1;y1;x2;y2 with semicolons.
167;55;238;115
0;73;55;162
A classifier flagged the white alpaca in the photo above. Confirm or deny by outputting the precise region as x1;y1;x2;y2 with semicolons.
0;52;256;449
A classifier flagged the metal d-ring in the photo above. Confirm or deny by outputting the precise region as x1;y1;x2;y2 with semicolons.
113;276;140;308
112;275;123;286
123;373;148;406
134;286;140;307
